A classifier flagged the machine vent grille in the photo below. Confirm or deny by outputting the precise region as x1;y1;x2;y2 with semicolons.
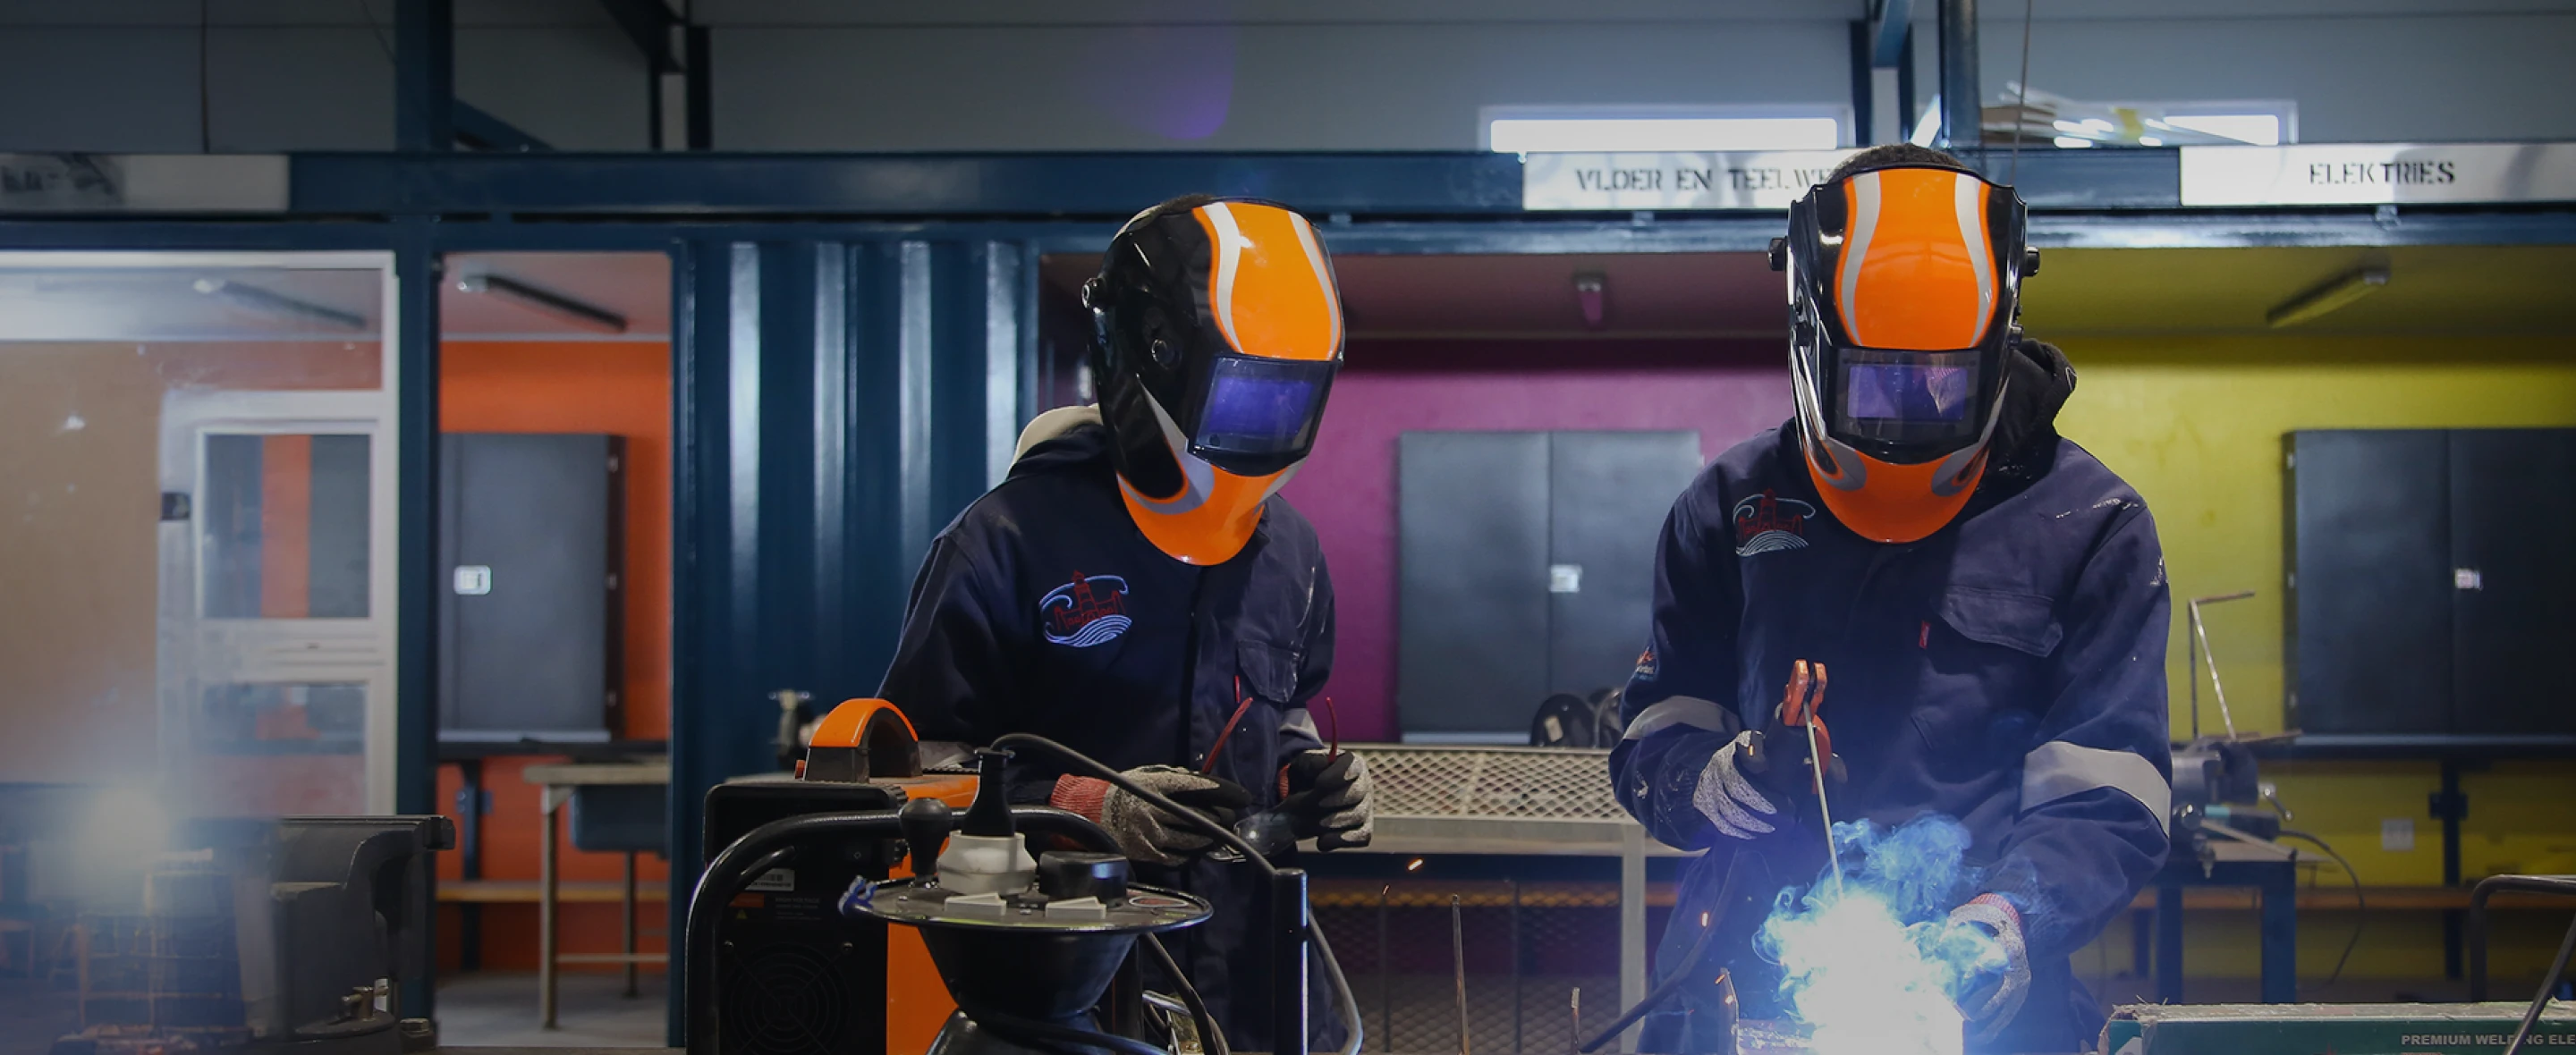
722;943;849;1055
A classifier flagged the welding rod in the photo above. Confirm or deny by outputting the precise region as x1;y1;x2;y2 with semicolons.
1569;988;1581;1055
1453;894;1472;1055
1805;716;1843;897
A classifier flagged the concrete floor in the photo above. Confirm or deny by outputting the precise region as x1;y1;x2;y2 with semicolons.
0;971;674;1053
434;970;672;1049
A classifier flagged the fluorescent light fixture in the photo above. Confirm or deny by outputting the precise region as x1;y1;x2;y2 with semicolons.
2140;136;2165;147
1487;115;1842;153
2166;114;2283;146
191;277;368;331
2053;136;2094;149
2267;267;2388;328
2081;117;2115;133
454;272;630;333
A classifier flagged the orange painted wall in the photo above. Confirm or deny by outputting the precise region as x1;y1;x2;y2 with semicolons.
435;340;673;973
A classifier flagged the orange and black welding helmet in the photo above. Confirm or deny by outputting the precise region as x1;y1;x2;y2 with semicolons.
1083;196;1344;565
1772;156;2039;544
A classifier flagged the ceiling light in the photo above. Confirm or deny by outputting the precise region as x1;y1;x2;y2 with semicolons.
192;278;368;331
454;272;629;333
2053;137;2094;149
2140;136;2165;147
1572;272;1607;330
2267;267;2388;328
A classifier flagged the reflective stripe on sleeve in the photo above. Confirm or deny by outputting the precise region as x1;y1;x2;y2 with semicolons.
1620;696;1741;741
2021;740;2170;821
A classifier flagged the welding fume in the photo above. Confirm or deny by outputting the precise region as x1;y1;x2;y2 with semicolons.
1605;143;2175;1054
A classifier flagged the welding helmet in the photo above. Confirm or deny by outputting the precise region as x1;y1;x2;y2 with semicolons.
1772;156;2038;544
1083;196;1345;565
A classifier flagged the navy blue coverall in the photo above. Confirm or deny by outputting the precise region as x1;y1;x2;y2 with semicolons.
877;420;1335;1052
1613;411;2173;1053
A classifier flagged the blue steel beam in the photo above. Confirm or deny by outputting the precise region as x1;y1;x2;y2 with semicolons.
1871;0;1915;68
452;100;552;153
596;0;680;72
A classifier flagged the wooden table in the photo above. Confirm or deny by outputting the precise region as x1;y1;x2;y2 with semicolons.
522;760;670;1030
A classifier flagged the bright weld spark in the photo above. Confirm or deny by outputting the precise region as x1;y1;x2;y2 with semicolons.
1758;816;2004;1055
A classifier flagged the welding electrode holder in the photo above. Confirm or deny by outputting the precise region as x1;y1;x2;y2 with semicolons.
1740;660;1847;801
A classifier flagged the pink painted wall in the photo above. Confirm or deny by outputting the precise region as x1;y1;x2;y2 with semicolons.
1279;339;1795;742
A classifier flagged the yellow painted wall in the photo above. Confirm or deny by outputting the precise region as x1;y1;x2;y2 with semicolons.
2049;333;2576;983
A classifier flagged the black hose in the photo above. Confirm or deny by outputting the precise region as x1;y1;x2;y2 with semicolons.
2278;829;2365;992
1313;918;1364;1055
993;734;1368;1055
1578;852;1765;1052
2504;913;2576;1055
1143;934;1229;1055
991;734;1278;878
962;999;1178;1055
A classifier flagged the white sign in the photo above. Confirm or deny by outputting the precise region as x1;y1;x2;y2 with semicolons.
1521;150;1855;211
2180;143;2576;207
747;867;796;892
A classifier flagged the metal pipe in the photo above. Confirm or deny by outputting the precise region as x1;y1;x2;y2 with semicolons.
1379;885;1393;1055
1275;868;1311;1055
1509;880;1523;1055
1453;894;1472;1055
1938;0;1980;151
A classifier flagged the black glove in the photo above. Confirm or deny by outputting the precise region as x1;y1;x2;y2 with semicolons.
1277;750;1373;850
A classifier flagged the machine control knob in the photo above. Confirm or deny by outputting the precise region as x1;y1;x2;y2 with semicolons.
898;797;953;881
1037;851;1131;901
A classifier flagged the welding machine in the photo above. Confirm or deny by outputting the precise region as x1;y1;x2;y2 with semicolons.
699;698;977;1055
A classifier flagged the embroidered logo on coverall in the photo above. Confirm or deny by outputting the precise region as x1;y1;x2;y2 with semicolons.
1041;572;1131;647
1733;490;1815;555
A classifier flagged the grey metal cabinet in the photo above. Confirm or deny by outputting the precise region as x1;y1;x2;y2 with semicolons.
436;433;625;744
1397;430;1701;740
2289;427;2576;740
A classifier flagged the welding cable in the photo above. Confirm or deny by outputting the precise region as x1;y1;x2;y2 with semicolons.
1200;679;1259;774
1577;853;1765;1053
1142;933;1229;1055
2277;829;2366;992
991;733;1368;1055
2502;911;2576;1055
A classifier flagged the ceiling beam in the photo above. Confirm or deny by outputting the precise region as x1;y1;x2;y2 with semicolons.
1868;0;1913;68
453;100;553;152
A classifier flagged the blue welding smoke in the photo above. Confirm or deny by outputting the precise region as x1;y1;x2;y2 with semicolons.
1754;815;2005;1055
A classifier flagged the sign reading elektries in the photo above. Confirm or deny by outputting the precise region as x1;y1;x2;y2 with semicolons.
1523;151;1854;210
2181;143;2576;207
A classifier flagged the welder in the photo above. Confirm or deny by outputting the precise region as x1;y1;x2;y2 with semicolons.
1612;145;2172;1053
877;194;1372;1051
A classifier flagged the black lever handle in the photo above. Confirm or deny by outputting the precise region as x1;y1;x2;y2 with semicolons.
898;797;953;880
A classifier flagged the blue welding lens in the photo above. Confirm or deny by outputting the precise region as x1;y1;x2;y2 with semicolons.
1193;355;1335;462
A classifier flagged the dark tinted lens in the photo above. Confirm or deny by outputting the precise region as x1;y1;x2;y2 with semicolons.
1843;363;1972;422
1195;356;1332;457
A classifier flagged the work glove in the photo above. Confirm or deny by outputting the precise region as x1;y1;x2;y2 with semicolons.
1696;661;1846;841
1945;893;2032;1043
1051;767;1252;867
1277;749;1374;850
